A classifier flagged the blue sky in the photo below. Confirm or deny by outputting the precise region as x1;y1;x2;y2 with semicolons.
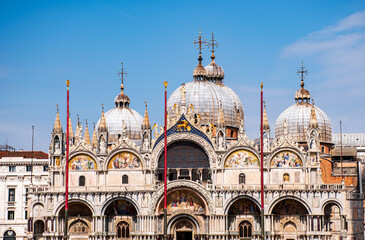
1;1;365;151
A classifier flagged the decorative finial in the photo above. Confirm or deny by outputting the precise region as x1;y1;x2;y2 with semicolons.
144;101;147;109
261;82;263;90
264;101;266;108
312;99;314;105
85;119;88;126
163;81;168;89
118;62;128;85
297;61;308;89
93;122;95;129
193;29;207;61
66;80;70;88
77;114;80;124
208;33;219;61
56;104;59;113
101;104;104;112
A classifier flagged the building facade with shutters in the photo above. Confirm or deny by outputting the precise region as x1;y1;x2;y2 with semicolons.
0;150;49;240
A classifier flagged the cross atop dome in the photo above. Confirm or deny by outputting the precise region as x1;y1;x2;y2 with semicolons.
297;61;308;89
193;29;207;57
208;33;219;61
118;62;128;85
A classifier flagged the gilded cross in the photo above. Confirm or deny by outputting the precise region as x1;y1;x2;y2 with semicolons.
297;61;308;86
118;62;128;85
208;33;219;54
193;29;207;55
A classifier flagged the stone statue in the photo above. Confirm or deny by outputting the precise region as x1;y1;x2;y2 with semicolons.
153;123;159;139
100;137;106;154
180;83;186;103
283;119;288;135
54;140;61;154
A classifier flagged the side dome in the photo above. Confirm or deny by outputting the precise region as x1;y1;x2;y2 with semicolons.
275;64;332;143
102;108;143;139
96;83;143;141
275;103;332;143
167;81;240;127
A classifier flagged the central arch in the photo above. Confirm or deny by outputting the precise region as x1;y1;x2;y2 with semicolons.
156;141;211;182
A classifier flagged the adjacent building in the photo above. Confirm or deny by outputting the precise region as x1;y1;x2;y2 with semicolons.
0;150;49;240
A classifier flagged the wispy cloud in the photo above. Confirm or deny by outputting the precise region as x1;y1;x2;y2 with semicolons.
280;11;365;133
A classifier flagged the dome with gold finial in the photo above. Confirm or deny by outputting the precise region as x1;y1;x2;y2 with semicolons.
275;63;332;143
96;63;143;141
168;31;244;128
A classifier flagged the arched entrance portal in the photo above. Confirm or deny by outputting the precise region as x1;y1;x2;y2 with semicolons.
59;202;93;240
271;199;309;239
173;218;195;240
227;197;260;238
104;199;137;238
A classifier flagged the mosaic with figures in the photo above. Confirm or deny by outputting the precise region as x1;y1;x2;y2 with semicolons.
225;150;259;168
69;155;97;170
270;151;303;167
160;190;205;214
108;152;142;169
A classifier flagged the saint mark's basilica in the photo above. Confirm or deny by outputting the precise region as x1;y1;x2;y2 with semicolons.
24;32;364;240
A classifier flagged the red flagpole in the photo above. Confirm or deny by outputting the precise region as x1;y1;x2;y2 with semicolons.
260;82;265;239
64;80;70;240
163;81;168;239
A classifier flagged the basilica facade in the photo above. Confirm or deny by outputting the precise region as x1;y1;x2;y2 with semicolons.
26;38;364;240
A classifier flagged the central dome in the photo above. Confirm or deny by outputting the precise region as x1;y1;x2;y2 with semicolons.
167;81;243;127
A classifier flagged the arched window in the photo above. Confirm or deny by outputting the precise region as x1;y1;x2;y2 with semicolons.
239;173;245;184
239;221;252;238
122;175;128;184
4;230;16;240
117;221;130;238
283;173;290;183
79;176;85;186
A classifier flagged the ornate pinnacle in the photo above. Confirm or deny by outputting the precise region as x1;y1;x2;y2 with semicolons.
297;61;308;89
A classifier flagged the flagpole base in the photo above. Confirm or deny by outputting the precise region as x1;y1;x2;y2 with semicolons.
261;209;265;240
64;209;68;240
163;208;167;240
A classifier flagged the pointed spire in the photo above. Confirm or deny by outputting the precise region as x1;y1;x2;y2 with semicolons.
310;99;318;128
53;104;62;133
218;101;225;127
98;104;108;132
68;113;74;139
83;119;91;145
263;101;270;130
142;101;151;129
91;122;97;148
75;114;81;141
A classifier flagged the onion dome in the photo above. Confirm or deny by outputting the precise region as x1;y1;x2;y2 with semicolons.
96;82;143;141
193;54;207;81
205;53;224;83
275;63;332;143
